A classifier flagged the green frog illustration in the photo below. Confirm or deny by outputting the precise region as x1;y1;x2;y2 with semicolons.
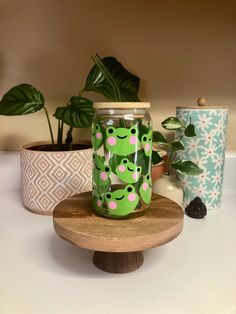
92;123;103;150
139;174;152;204
93;153;111;193
141;129;153;157
106;125;141;156
105;185;139;217
116;158;142;183
92;190;104;212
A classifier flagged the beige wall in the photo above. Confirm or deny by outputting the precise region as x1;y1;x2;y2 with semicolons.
0;0;235;151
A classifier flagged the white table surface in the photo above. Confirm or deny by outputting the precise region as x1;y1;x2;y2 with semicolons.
0;152;236;314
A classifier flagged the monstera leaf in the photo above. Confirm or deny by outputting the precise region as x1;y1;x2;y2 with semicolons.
0;84;44;115
54;96;94;128
84;56;140;101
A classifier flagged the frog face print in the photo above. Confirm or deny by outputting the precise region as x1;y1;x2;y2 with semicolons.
93;154;111;192
140;174;152;204
92;123;103;150
116;158;142;183
92;190;104;212
105;185;139;217
106;126;141;156
141;130;153;157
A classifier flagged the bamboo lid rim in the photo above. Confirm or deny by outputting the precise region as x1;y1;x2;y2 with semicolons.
93;102;150;109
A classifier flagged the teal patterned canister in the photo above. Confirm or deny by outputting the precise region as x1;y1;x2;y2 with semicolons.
91;102;152;219
176;103;228;210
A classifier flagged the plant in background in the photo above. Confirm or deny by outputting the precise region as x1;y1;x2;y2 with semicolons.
0;54;140;151
152;116;203;176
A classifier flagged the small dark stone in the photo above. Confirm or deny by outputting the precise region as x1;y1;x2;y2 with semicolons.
185;197;207;219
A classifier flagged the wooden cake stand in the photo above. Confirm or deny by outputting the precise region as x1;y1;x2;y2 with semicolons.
53;192;183;273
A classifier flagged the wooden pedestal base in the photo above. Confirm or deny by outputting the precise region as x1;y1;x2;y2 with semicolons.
93;251;144;274
53;192;183;274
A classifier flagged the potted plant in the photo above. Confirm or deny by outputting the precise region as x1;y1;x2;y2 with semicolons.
152;116;203;205
0;54;140;215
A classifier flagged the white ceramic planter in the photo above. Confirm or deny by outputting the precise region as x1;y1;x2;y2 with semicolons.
152;174;183;206
20;142;92;215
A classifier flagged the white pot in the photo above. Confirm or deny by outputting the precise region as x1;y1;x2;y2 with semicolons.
152;174;183;206
20;141;92;215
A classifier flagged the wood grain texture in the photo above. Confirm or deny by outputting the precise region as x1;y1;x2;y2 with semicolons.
93;251;144;273
53;192;184;253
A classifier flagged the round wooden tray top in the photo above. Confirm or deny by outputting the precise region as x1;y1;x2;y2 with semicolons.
54;192;183;252
53;192;183;273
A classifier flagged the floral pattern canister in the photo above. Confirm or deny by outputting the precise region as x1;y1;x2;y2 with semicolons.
92;102;152;219
176;105;228;210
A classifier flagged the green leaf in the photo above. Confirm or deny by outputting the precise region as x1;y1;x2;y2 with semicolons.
171;160;203;176
0;84;44;115
171;140;184;151
184;124;196;137
152;151;163;165
84;56;140;101
153;131;167;143
161;117;183;130
54;96;94;128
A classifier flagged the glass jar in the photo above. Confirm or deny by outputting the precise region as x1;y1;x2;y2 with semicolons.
91;102;152;219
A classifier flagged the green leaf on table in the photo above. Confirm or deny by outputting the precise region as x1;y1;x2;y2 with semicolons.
152;151;163;165
171;160;203;176
84;56;140;101
54;96;94;128
161;117;183;130
0;84;44;115
171;140;185;151
152;131;167;143
184;124;196;137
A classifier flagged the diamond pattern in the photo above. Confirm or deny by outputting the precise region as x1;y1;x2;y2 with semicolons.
20;146;92;215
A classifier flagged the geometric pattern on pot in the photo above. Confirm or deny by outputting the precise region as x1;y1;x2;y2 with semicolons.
176;108;228;210
20;144;92;215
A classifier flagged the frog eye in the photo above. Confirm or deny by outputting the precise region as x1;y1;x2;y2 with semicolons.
99;196;103;201
127;186;133;192
106;193;111;199
93;153;95;159
122;159;128;164
105;166;110;172
137;167;141;172
131;128;136;134
108;127;114;134
143;136;147;142
96;125;99;130
147;175;150;180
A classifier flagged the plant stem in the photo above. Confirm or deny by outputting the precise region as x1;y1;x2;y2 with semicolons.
43;107;55;145
91;53;121;102
167;150;174;175
57;120;64;148
65;126;73;151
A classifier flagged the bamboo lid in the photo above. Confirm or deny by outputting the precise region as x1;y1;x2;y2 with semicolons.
177;97;228;110
93;102;150;109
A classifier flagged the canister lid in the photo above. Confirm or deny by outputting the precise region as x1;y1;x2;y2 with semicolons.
177;97;228;110
93;102;150;109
